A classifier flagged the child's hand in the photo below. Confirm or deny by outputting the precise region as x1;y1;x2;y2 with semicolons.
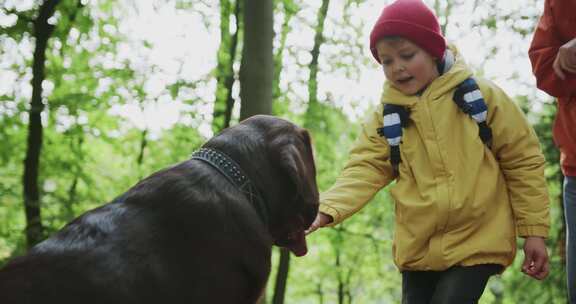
304;212;333;235
521;236;549;280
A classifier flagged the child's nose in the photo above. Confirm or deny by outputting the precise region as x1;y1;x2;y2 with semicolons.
393;64;406;73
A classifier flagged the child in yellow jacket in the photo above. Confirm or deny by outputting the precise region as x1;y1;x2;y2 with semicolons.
306;0;550;303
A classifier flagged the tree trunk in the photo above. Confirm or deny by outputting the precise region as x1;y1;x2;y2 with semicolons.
22;0;61;249
333;227;345;304
213;0;241;132
239;0;274;120
136;128;148;179
213;0;232;132
137;129;148;165
304;0;330;130
316;282;324;304
238;1;274;303
66;175;79;220
272;0;297;105
308;0;330;106
336;245;344;304
222;0;241;129
65;135;84;221
272;248;291;304
344;253;359;304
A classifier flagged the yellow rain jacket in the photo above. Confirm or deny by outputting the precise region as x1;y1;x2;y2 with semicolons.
319;47;550;271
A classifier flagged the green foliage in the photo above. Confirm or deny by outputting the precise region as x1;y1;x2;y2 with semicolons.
0;8;34;41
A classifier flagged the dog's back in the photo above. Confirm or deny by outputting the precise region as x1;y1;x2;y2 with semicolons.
0;253;119;304
0;161;270;304
0;201;145;304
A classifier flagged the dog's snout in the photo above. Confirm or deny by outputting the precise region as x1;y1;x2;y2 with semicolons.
303;202;319;227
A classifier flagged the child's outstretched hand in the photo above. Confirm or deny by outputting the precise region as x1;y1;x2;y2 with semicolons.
521;236;549;280
305;212;333;235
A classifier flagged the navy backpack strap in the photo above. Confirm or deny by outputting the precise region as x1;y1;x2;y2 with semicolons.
377;78;491;177
453;78;493;148
377;104;410;176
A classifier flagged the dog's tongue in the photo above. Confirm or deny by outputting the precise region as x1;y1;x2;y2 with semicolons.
287;231;308;257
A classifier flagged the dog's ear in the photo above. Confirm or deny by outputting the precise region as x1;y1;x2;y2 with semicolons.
275;129;318;205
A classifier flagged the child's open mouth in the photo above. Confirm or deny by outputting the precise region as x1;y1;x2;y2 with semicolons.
396;76;414;84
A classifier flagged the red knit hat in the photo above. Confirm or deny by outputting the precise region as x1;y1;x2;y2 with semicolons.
369;0;446;63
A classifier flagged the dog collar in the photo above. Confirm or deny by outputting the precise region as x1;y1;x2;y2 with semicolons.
191;148;270;227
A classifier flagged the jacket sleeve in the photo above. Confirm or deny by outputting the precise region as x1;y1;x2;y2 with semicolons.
528;0;576;97
319;103;395;226
480;79;550;238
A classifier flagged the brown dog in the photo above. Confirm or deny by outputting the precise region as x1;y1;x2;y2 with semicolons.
0;115;319;304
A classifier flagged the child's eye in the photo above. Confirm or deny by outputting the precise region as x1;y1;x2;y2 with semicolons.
382;59;392;66
401;53;415;60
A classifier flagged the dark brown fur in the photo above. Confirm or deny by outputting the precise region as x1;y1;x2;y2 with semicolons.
0;115;319;304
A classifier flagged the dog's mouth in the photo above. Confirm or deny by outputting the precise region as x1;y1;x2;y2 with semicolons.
274;202;318;257
274;213;311;257
276;229;308;257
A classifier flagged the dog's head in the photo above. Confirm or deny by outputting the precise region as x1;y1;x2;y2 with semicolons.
264;117;319;257
210;115;319;256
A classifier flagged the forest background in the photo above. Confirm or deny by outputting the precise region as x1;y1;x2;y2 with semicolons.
0;0;568;302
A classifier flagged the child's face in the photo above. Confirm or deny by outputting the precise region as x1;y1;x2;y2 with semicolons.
375;38;440;95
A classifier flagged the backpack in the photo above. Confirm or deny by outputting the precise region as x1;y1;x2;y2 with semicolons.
376;77;492;176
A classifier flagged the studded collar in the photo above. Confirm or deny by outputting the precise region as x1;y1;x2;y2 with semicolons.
191;148;270;226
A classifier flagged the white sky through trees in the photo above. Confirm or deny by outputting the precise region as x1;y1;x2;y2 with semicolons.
0;0;553;139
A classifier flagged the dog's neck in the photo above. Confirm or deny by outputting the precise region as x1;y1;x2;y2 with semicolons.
191;148;270;227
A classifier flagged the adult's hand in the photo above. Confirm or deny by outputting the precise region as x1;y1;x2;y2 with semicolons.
553;37;576;80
